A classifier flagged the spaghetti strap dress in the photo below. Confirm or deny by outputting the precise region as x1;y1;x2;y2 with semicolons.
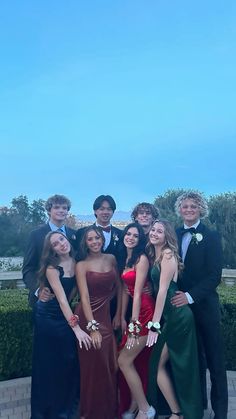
148;265;203;419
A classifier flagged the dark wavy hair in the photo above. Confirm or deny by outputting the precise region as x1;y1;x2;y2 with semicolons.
37;231;74;287
146;219;182;272
78;225;105;261
131;202;160;221
117;222;147;273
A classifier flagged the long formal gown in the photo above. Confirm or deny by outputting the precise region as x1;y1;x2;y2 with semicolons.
119;270;155;416
31;266;79;419
75;269;118;419
148;265;203;419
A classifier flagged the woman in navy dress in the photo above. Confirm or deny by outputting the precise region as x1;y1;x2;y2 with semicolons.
31;231;91;419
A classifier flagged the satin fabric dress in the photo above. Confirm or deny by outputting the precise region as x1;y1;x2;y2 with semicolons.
31;267;79;419
148;265;203;419
119;270;155;416
75;269;118;419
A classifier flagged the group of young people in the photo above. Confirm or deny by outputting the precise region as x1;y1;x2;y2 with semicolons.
22;192;228;419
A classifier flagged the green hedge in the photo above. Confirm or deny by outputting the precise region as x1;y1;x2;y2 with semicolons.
0;286;236;381
0;289;33;380
218;284;236;370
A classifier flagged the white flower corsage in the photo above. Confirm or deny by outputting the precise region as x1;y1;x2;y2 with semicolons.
86;319;100;332
147;321;161;334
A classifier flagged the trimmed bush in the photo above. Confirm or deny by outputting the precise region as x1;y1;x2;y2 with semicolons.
0;285;235;381
218;284;236;370
0;289;33;380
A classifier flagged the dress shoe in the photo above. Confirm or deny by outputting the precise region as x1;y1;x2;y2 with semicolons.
122;409;137;419
138;405;156;418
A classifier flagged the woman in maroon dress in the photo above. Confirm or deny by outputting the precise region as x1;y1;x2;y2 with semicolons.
75;225;121;419
117;223;156;419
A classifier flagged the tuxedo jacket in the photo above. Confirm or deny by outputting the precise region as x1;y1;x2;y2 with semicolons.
176;222;222;307
76;224;122;258
22;223;77;305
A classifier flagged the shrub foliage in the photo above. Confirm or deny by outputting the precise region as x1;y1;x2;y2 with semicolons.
0;286;235;381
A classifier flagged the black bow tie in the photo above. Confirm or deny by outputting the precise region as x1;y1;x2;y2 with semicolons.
101;226;111;233
180;227;196;236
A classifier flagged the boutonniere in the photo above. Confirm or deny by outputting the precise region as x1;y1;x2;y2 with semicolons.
113;233;119;245
71;234;76;241
191;233;203;245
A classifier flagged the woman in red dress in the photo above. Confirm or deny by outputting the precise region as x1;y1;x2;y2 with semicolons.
117;222;156;419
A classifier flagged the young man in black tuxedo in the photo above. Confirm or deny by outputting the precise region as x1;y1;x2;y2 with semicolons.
22;194;77;307
172;191;228;419
76;194;122;257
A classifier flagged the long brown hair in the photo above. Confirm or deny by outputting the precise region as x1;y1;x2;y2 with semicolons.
146;219;183;272
37;231;74;287
78;225;105;261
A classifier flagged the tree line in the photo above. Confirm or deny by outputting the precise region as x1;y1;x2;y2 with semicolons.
0;191;235;268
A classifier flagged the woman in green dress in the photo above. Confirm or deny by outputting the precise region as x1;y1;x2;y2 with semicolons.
146;219;203;419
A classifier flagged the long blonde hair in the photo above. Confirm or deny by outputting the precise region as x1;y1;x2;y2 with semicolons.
146;219;183;271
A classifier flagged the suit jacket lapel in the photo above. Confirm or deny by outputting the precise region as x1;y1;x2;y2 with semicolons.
176;228;183;258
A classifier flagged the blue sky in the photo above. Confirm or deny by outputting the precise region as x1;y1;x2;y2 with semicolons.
0;0;235;214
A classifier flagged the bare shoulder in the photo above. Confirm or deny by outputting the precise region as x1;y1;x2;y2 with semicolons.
137;253;149;267
140;253;149;262
162;248;175;261
76;260;87;272
105;253;116;263
46;265;57;273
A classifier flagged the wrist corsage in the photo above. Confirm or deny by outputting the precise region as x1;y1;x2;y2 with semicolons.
128;319;142;338
86;319;100;332
68;314;79;328
147;321;161;334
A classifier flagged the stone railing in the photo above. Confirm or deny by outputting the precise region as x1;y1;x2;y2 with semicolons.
221;269;236;286
0;271;25;289
0;269;236;289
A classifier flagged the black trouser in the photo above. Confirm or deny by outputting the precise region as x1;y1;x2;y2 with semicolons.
192;300;228;419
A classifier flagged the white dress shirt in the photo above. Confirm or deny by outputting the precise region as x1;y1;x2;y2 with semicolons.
182;220;200;304
95;223;111;251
